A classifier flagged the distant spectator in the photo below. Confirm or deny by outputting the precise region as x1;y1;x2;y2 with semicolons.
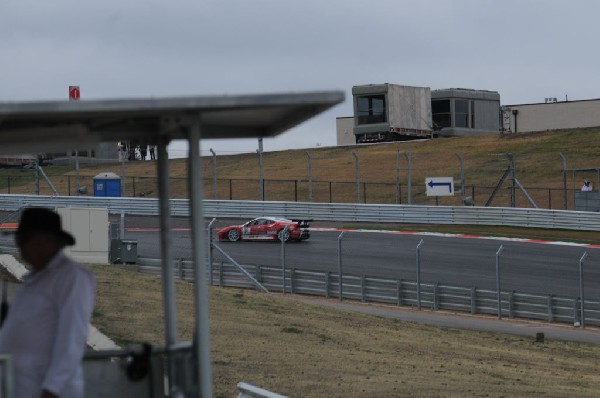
581;180;593;192
140;144;147;160
149;145;156;160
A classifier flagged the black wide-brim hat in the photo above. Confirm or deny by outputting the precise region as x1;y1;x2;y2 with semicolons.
16;207;76;246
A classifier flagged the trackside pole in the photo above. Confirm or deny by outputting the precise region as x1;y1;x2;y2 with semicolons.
189;116;212;397
416;239;424;310
496;245;504;319
208;218;217;286
337;231;345;301
579;252;588;328
157;135;178;393
281;225;289;294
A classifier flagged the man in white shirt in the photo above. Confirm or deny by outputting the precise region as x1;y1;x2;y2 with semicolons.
581;180;593;192
0;208;96;398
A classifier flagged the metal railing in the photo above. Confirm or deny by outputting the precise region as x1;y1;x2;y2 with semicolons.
137;258;600;328
2;194;600;231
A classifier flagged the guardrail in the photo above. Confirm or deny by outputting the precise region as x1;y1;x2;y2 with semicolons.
137;258;599;328
2;194;600;231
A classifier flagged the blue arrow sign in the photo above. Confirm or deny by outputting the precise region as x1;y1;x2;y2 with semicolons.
427;179;452;192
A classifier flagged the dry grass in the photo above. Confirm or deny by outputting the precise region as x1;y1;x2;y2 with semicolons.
90;264;600;397
9;128;598;207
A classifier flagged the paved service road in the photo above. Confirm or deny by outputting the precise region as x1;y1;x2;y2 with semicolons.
124;217;600;299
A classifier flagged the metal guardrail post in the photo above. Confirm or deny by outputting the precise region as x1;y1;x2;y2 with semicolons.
416;239;424;310
579;251;589;327
395;149;401;204
496;245;504;319
207;218;217;286
281;225;289;294
397;279;402;306
337;231;345;301
470;287;476;314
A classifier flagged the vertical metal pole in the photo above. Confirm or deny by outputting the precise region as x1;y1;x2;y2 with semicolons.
337;231;345;301
559;153;568;210
188;116;212;398
352;151;360;204
120;152;126;196
207;218;217;286
258;139;264;201
496;245;504;319
120;210;125;240
281;225;289;294
508;153;516;208
75;150;80;195
456;152;465;197
405;152;412;205
156;134;179;393
305;151;313;202
35;161;40;195
209;149;217;199
395;149;401;204
416;239;424;310
579;252;588;328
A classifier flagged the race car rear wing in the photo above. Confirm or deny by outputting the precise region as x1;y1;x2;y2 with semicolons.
291;219;312;228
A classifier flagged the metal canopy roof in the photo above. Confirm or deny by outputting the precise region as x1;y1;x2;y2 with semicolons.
0;90;344;154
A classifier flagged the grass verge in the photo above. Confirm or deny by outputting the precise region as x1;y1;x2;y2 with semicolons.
90;264;600;397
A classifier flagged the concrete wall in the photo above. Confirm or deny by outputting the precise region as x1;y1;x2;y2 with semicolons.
336;117;355;146
503;99;600;133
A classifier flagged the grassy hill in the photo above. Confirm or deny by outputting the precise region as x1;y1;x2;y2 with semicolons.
3;128;600;206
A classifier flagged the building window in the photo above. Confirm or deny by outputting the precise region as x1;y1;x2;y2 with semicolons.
455;100;469;128
432;100;451;131
356;95;387;125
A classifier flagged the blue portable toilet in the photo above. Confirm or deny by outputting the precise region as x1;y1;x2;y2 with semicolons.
93;172;121;197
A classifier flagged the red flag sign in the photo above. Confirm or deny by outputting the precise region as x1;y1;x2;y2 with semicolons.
69;86;80;101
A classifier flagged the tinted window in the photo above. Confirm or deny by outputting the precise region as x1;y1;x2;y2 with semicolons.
356;95;387;125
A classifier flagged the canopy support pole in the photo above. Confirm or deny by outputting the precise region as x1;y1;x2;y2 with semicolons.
189;116;213;397
157;134;179;393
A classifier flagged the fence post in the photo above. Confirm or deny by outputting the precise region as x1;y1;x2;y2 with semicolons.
547;295;554;322
405;151;412;205
229;179;232;200
496;245;504;319
560;152;568;210
361;275;366;303
209;149;217;199
329;181;332;203
337;231;345;301
433;282;439;310
416;239;424;310
305;151;313;202
177;258;183;280
207;218;217;285
470;287;476;314
255;265;262;286
290;268;295;294
579;251;588;327
325;272;330;299
397;279;402;306
395;149;401;204
352;151;360;204
281;225;289;294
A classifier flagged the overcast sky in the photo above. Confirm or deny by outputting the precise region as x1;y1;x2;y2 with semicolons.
2;0;599;157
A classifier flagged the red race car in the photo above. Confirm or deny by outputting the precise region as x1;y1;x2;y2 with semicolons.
218;217;310;242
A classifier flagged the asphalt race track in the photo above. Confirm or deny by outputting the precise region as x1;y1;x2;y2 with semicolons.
123;217;600;299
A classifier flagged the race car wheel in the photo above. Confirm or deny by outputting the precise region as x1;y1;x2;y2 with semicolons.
277;229;291;242
227;229;241;242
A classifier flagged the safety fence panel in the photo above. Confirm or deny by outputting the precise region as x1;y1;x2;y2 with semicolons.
135;259;598;328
